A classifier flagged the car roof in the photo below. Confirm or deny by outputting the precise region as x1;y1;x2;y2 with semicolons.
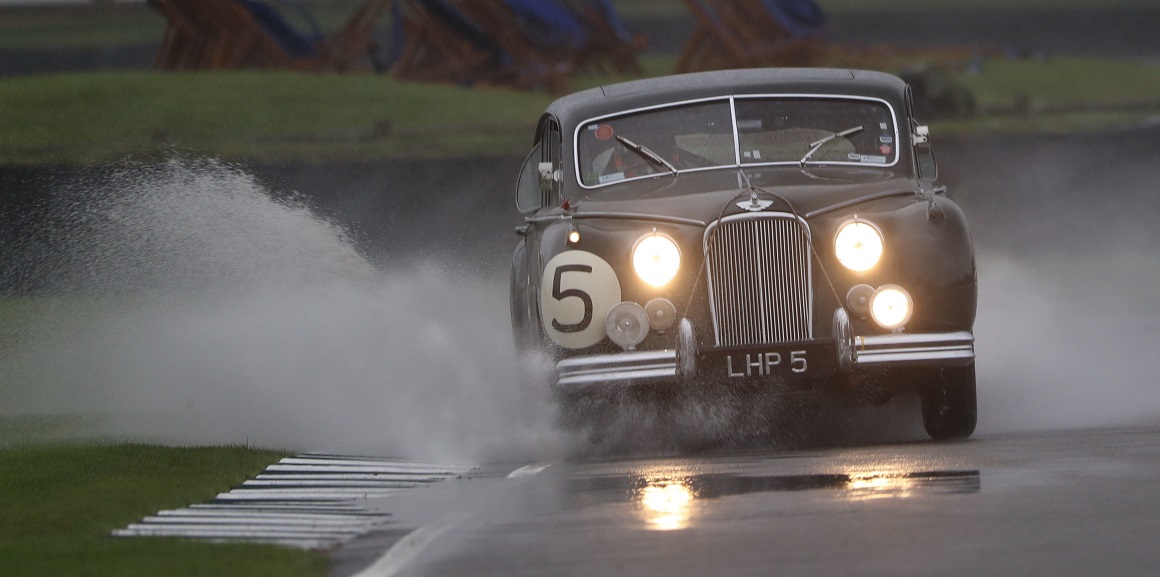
545;68;909;131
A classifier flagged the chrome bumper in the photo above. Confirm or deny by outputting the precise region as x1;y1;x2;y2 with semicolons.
852;331;975;366
553;315;974;392
556;349;678;389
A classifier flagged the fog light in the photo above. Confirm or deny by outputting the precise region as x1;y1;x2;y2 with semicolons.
870;285;912;330
846;283;875;317
644;298;677;331
567;229;581;246
606;302;650;350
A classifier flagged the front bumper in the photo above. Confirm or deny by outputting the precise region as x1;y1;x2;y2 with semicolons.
553;312;974;392
853;331;975;365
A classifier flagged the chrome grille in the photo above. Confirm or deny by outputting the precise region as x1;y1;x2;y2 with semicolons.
705;214;812;347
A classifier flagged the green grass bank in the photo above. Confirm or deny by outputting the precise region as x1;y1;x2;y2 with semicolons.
2;57;1158;165
0;442;328;577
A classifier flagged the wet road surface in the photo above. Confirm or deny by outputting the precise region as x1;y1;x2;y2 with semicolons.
341;424;1160;577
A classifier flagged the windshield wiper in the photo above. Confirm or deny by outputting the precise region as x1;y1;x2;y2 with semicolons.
799;125;864;167
616;135;678;176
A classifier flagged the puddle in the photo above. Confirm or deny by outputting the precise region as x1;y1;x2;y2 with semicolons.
565;469;981;530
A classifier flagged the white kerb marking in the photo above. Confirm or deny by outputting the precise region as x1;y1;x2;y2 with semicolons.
507;463;553;478
349;524;453;577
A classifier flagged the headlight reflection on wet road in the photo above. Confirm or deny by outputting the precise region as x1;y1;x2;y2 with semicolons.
620;468;980;530
844;471;919;500
634;478;697;531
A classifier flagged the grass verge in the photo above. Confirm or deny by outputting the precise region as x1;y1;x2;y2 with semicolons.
2;55;1158;164
0;441;328;577
0;70;552;164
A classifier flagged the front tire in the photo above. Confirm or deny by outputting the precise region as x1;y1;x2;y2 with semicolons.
920;363;977;440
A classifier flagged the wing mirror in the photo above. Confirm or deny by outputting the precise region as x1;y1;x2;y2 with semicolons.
913;124;929;144
539;162;561;191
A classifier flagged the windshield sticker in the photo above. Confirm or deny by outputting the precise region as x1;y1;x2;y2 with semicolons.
594;124;615;140
879;145;893;155
742;150;762;159
737;119;763;130
853;154;888;163
599;172;626;184
880;122;889;130
880;135;893;143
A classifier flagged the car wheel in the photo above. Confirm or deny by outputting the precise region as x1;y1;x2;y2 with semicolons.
920;363;977;440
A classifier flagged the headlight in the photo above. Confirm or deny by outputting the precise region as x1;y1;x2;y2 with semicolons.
834;221;883;272
633;234;681;287
870;285;912;329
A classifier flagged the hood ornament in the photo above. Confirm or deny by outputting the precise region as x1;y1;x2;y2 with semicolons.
737;190;773;212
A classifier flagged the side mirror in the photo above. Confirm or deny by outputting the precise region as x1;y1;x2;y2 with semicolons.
538;162;560;191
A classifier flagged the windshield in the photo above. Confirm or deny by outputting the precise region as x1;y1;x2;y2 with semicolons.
576;96;898;188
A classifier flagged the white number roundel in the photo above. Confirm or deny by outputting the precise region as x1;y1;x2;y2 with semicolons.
540;251;622;349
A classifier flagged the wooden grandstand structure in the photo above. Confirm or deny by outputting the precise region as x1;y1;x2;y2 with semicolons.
317;0;393;72
149;0;646;93
452;0;573;94
561;0;647;74
676;0;823;73
388;0;644;94
151;0;292;70
387;0;510;87
150;0;392;72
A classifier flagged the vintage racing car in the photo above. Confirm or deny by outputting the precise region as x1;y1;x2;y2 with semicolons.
510;68;977;440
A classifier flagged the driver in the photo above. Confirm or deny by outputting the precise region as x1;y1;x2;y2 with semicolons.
592;125;683;181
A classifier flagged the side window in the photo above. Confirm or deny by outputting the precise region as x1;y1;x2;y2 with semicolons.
516;142;544;213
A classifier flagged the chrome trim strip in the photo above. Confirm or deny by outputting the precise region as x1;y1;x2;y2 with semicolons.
853;331;975;366
729;96;741;166
569;212;706;227
804;189;916;218
555;350;678;389
703;212;814;347
525;213;706;227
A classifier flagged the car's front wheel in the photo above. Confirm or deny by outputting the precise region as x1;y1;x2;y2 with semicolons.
920;363;977;440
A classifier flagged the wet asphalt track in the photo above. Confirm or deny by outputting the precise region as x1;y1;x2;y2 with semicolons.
333;424;1160;577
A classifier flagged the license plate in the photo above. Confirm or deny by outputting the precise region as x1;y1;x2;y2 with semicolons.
701;342;836;380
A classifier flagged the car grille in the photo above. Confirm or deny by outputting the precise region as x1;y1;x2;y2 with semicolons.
704;214;813;347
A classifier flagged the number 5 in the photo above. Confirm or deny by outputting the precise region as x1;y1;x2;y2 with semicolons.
551;264;593;333
791;350;807;373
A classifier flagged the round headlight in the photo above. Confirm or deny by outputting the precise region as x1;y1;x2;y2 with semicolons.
870;285;912;329
633;234;681;287
835;221;883;272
